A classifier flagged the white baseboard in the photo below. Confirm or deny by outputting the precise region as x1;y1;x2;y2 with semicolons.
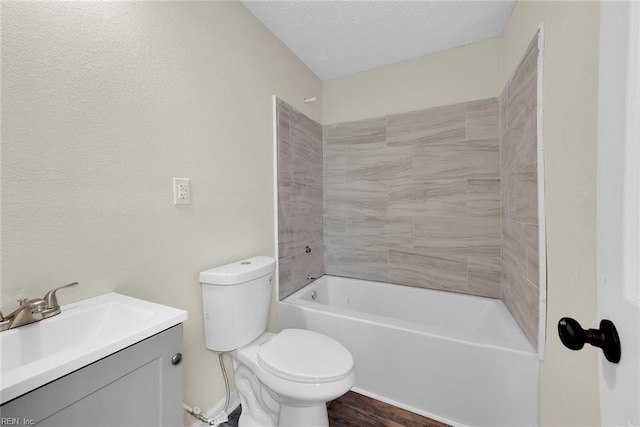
189;389;240;427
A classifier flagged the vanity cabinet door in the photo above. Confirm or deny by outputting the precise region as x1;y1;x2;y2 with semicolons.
0;324;183;427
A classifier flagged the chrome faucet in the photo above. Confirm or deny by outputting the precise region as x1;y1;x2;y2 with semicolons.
0;282;79;332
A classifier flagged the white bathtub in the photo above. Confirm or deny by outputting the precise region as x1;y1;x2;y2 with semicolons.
278;275;539;427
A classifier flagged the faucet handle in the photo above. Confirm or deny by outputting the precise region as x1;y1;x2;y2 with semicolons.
43;282;79;315
18;298;46;311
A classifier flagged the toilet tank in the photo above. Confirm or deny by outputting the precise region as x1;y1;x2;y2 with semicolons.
200;256;276;352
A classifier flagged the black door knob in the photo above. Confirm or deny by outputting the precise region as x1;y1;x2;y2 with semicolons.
558;317;621;363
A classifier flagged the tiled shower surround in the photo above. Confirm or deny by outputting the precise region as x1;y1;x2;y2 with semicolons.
277;100;324;299
323;99;502;298
277;34;539;347
500;35;540;347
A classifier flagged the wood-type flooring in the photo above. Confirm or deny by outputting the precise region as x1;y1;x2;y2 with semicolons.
327;391;450;427
223;391;450;427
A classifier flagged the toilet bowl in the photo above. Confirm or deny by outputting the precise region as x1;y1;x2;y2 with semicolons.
200;256;355;427
232;330;354;427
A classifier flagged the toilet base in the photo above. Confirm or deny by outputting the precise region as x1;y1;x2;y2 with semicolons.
237;403;329;427
278;403;329;427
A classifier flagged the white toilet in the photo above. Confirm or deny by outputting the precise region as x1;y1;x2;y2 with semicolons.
200;256;355;427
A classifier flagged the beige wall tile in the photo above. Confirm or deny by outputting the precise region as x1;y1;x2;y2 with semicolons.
291;250;324;292
322;97;506;299
288;216;323;257
500;85;508;157
278;217;294;258
468;256;502;298
290;108;322;154
277;100;324;300
324;147;347;168
290;180;323;218
346;144;413;183
292;152;323;189
502;261;539;347
452;137;500;151
413;216;501;256
467;178;500;217
324;145;347;185
503;106;537;174
502;219;531;275
324;168;347;185
324;215;347;246
467;98;499;139
413;144;500;180
277;139;293;181
278;256;294;299
499;32;539;348
325;245;389;281
507;161;538;224
388;179;467;217
278;178;291;219
346;216;412;248
324;148;347;166
325;181;387;217
506;39;538;131
277;100;291;142
387;102;466;146
388;249;468;292
324;117;386;146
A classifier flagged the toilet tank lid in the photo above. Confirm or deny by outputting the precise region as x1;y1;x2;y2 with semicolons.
199;256;276;286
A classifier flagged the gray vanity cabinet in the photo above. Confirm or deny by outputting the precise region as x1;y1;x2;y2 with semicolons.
0;324;183;426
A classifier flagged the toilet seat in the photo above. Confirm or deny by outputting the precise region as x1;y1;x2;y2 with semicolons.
257;329;353;384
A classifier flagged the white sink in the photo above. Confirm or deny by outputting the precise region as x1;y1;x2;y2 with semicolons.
0;293;187;404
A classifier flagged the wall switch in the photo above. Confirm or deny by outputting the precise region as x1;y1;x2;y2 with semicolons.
173;178;191;205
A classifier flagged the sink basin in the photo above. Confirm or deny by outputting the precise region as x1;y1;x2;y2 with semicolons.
0;293;187;404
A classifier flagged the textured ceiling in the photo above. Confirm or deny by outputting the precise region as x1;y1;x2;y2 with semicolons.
242;0;516;80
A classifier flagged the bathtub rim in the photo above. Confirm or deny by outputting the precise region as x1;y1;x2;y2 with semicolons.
280;274;538;357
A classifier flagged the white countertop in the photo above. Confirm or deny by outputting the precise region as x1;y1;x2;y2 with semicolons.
0;293;188;404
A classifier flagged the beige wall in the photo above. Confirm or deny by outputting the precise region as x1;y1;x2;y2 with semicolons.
322;37;503;125
0;1;321;424
502;2;602;426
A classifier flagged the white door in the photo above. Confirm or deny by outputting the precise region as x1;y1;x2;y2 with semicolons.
598;1;640;426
